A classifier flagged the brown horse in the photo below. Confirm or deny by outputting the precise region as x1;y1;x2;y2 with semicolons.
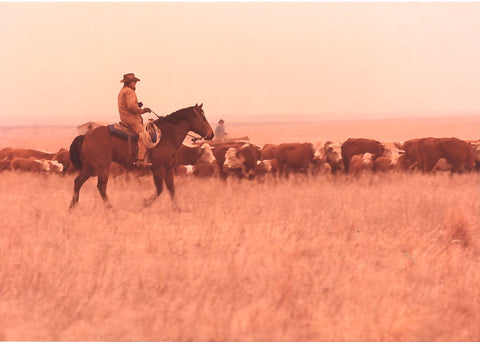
69;103;214;209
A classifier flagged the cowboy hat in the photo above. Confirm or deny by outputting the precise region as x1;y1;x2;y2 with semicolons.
120;73;140;83
218;119;224;124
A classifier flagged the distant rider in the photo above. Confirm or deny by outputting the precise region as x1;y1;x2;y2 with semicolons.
118;73;151;167
215;119;227;141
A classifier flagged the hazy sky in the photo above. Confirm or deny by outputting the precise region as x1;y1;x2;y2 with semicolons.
1;2;479;126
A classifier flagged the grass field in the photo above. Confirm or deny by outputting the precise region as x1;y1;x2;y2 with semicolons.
1;171;479;341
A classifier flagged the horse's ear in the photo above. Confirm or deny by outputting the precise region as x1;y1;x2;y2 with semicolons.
195;103;198;107
199;103;203;109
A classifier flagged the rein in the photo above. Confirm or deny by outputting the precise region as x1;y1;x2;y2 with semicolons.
150;109;203;143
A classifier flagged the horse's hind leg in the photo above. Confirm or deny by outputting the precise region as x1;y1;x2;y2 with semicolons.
97;166;113;209
70;166;92;209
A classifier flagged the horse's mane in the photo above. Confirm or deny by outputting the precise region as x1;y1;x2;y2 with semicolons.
155;106;193;126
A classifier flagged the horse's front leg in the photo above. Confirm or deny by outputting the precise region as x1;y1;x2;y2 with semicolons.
164;167;180;212
144;167;164;208
97;166;113;209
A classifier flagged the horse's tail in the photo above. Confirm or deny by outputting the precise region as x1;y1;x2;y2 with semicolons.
69;135;85;170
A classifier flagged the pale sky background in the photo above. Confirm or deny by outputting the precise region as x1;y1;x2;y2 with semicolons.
0;2;479;126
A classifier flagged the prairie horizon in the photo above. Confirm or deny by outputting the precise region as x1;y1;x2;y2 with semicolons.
1;115;479;151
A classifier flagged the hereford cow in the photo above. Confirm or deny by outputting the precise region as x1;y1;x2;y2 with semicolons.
213;142;253;179
341;138;384;172
198;143;216;164
322;141;343;173
223;144;261;179
10;157;50;173
53;148;76;173
0;148;56;160
275;143;315;176
188;144;216;177
253;159;279;179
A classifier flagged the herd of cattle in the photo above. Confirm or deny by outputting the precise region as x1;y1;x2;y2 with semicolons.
175;137;480;179
1;137;479;180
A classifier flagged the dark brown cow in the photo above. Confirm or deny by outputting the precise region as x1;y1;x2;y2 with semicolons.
401;137;474;173
260;144;279;160
0;148;56;160
275;143;315;176
341;138;385;171
422;138;474;172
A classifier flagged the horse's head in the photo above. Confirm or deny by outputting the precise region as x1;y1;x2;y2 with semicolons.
189;103;214;140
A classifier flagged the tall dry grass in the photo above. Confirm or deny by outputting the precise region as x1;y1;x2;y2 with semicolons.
0;171;479;341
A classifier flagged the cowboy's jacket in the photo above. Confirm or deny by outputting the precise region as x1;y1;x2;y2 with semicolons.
118;86;143;124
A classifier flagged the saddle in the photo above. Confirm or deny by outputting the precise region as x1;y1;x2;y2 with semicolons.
108;123;139;141
108;121;161;148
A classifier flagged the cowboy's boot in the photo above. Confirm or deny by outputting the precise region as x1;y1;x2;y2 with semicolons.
134;140;151;168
